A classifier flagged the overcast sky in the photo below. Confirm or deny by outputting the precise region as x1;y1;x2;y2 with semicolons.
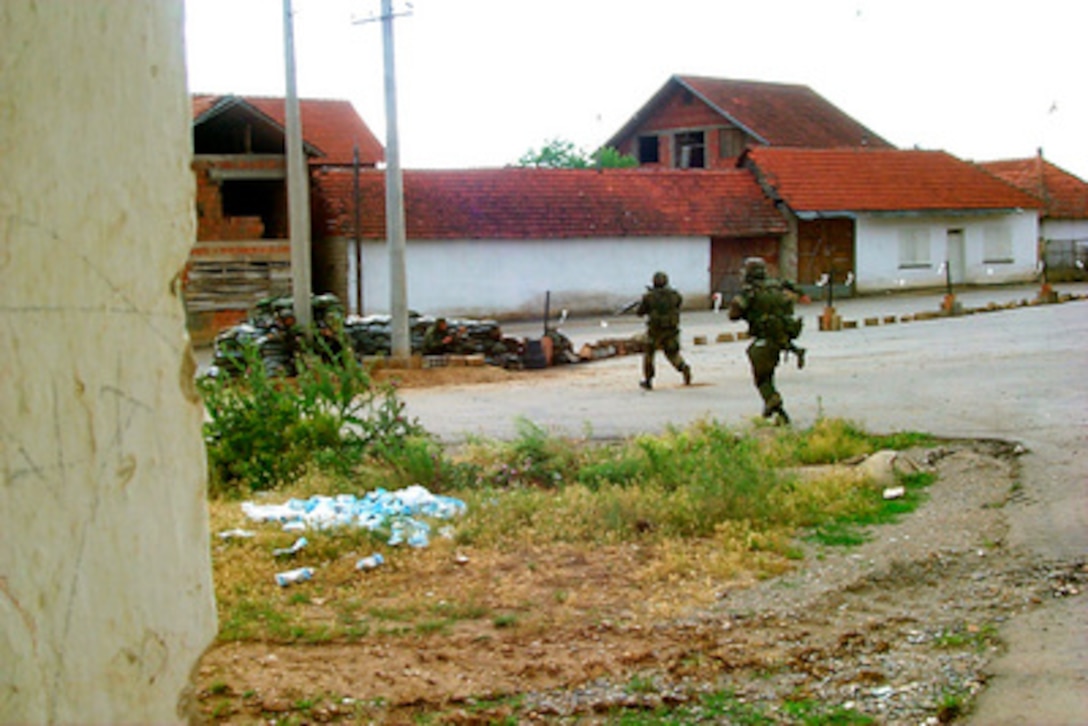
185;0;1087;181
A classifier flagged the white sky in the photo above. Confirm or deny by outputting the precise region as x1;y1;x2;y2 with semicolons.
185;0;1088;181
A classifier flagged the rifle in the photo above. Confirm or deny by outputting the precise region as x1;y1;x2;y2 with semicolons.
615;286;651;316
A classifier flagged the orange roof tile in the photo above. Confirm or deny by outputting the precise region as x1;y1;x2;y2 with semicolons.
312;168;788;241
606;75;893;152
744;147;1042;214
191;94;384;165
981;156;1088;220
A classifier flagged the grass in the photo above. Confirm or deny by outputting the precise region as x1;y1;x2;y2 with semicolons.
933;622;1000;652
206;416;936;644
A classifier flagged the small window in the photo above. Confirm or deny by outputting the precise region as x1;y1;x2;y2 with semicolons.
638;135;659;164
983;226;1014;263
674;131;705;169
898;228;931;268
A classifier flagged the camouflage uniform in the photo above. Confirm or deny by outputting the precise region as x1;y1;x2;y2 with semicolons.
422;318;456;355
728;258;805;424
636;271;692;390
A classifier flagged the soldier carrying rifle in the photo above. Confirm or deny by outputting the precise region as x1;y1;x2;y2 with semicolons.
728;258;806;424
635;271;692;391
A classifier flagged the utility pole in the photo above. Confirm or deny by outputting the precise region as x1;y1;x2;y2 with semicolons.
381;0;410;359
353;144;363;316
283;0;313;334
356;0;411;359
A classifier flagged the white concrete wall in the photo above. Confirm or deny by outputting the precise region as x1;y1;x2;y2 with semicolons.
0;2;216;723
1043;218;1088;244
854;212;1038;292
356;236;709;318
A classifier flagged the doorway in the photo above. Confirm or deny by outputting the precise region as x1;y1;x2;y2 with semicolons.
946;229;966;284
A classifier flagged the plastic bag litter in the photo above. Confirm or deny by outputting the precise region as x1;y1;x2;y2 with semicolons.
240;485;466;548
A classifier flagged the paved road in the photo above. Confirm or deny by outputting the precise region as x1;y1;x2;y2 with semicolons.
399;282;1088;723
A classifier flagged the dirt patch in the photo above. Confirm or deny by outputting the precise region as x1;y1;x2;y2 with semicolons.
194;442;1085;724
372;364;580;389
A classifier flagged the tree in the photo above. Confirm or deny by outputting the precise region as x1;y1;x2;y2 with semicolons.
517;137;637;169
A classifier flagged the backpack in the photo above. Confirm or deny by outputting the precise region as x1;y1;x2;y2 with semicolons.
748;280;802;344
644;287;681;332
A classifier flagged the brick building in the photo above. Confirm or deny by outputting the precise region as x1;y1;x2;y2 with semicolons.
187;94;382;344
604;75;892;170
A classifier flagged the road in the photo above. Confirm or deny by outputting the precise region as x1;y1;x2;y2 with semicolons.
398;282;1088;724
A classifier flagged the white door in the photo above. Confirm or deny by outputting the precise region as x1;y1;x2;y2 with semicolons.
946;229;966;284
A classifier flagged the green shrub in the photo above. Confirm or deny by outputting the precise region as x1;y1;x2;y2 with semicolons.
198;338;424;497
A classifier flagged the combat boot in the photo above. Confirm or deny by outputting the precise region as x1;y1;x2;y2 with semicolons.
796;347;806;370
640;379;653;391
682;364;692;386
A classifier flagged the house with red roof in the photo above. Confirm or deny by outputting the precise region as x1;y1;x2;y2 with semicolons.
742;147;1043;293
605;75;893;170
980;152;1088;280
183;79;1057;342
312;167;788;318
186;94;382;343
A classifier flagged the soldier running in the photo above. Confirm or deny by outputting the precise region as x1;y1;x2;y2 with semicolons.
636;271;692;390
728;258;806;424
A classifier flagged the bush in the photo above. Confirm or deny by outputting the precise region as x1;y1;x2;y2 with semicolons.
198;339;424;497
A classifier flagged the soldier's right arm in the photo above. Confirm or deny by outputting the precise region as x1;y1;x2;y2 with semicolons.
727;296;744;321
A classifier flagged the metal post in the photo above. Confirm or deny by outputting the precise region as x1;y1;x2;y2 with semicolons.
283;0;312;334
381;0;409;359
353;144;363;316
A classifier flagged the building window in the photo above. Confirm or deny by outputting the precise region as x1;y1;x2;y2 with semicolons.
674;131;705;169
983;226;1014;263
898;228;931;268
638;135;659;164
718;128;746;158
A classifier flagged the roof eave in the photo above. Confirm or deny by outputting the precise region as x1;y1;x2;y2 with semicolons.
193;94;325;158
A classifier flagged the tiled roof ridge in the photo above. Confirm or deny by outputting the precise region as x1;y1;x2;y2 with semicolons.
675;74;811;90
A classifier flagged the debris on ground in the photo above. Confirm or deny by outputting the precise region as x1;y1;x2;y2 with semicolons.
239;485;466;546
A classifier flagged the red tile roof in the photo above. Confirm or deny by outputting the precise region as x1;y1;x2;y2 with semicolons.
980;156;1088;220
191;94;384;165
313;168;788;241
606;75;894;152
744;147;1043;214
679;76;894;149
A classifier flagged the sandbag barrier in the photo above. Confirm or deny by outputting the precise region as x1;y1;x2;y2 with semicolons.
206;294;574;377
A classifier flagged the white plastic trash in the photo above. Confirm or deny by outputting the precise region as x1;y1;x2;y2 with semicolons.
355;553;385;571
273;537;308;557
275;567;314;586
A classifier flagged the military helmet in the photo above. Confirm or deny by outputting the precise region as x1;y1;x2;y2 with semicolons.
652;271;669;288
743;257;767;282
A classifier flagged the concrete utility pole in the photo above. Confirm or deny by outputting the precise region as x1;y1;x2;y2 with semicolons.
283;0;313;333
380;0;410;358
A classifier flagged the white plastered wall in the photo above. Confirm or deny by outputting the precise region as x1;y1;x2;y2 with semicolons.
854;212;1038;293
1042;218;1088;244
354;236;709;318
0;2;216;722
